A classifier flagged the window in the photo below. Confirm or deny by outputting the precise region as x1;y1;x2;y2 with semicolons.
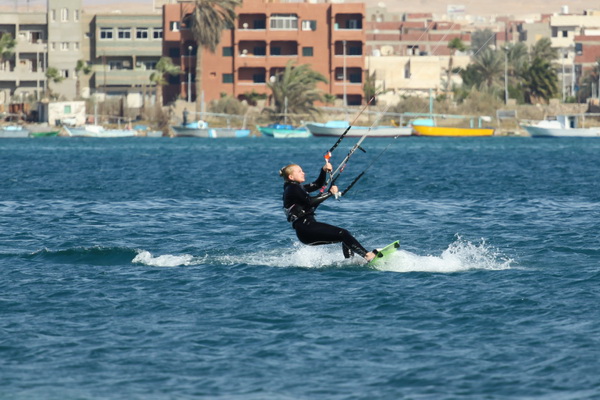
302;47;313;57
575;43;583;55
61;42;69;51
562;30;568;38
347;20;359;29
270;47;281;56
349;72;361;83
270;14;298;30
108;61;123;70
51;42;57;50
170;21;180;32
50;9;56;22
74;42;79;50
223;73;233;83
100;28;113;40
348;45;361;56
74;10;79;22
136;28;149;39
253;73;265;83
61;8;68;22
153;28;163;39
222;47;233;56
301;20;316;31
254;46;266;56
118;28;131;39
64;105;71;113
61;69;69;78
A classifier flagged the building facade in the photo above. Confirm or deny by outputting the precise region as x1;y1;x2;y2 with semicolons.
162;0;366;106
0;11;47;104
87;13;163;107
47;0;84;99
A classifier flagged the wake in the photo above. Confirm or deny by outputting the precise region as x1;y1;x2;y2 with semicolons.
132;237;514;272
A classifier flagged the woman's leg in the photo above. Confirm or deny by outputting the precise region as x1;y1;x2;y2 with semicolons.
295;219;368;258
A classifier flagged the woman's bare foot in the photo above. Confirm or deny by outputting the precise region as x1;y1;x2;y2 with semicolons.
365;251;376;262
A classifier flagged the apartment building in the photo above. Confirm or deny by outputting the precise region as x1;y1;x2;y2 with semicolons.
162;0;366;106
0;11;47;104
87;13;163;106
47;0;84;99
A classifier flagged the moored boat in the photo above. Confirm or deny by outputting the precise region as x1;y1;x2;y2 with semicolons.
412;125;494;137
521;115;600;138
26;125;60;138
171;121;251;138
64;125;138;138
305;120;411;138
0;126;30;138
257;124;311;138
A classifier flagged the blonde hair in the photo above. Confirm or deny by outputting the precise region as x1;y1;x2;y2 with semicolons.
279;164;298;182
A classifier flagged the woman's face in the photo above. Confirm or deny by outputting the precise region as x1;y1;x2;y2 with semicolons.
288;165;305;183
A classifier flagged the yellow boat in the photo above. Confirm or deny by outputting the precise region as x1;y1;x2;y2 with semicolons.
412;125;494;137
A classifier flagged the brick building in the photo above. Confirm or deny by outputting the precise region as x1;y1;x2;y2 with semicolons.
162;0;366;107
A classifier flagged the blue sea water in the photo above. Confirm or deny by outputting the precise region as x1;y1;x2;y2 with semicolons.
1;136;600;399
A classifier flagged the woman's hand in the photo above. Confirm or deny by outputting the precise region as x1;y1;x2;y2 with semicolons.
323;162;333;172
329;185;339;194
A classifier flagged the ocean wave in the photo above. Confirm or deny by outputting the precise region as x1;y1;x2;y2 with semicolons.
26;246;140;266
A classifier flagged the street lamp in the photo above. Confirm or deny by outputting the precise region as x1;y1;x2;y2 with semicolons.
342;40;347;107
503;45;508;105
187;45;192;103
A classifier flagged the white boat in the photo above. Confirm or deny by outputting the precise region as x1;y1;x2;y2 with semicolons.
0;126;30;138
64;125;138;138
171;121;251;138
521;115;600;138
305;120;411;138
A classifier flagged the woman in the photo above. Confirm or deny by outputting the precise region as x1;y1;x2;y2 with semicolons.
280;162;375;262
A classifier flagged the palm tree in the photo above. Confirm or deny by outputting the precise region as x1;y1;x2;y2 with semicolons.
530;38;558;63
45;67;64;99
187;0;241;114
446;37;467;93
523;57;558;104
471;48;505;91
578;59;600;101
75;59;92;99
0;33;16;70
149;57;182;107
264;60;327;124
505;42;528;83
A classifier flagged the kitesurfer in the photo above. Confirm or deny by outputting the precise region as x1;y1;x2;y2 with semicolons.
280;162;375;262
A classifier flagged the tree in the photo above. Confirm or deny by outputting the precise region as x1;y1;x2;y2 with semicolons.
446;37;467;93
0;33;16;67
149;57;182;106
264;60;328;124
523;57;558;104
45;67;64;99
505;42;528;83
363;71;381;104
75;59;92;99
471;48;505;91
471;29;495;54
578;59;600;101
187;0;241;114
531;38;558;63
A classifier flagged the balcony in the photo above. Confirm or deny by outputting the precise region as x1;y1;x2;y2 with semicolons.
93;68;154;86
237;67;266;86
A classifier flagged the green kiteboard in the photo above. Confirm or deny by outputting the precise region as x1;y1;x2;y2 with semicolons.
368;240;400;266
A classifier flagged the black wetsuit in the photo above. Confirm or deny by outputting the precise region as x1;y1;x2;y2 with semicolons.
282;168;369;258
